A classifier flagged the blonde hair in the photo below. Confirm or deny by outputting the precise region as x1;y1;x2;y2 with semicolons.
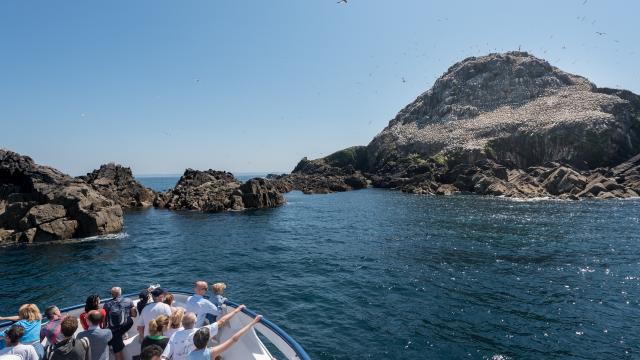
148;315;169;336
169;307;185;329
18;304;41;321
212;282;226;295
163;293;174;306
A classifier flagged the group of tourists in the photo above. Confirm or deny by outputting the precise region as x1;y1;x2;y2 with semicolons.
0;281;262;360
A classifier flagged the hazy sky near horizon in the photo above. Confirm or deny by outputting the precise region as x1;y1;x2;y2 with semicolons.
1;0;639;175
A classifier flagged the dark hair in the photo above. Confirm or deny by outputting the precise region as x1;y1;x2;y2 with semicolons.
84;294;100;313
45;305;59;320
193;327;210;349
61;316;79;337
87;310;103;325
6;325;25;343
140;345;164;360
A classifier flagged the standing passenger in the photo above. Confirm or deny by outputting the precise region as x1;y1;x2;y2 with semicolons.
80;295;106;330
77;311;113;360
103;287;137;360
0;304;44;359
0;326;39;360
137;288;172;338
210;283;227;309
184;282;219;327
47;317;91;360
40;306;66;346
140;315;170;351
187;315;262;360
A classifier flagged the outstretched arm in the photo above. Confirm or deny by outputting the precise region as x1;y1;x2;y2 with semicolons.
211;315;262;359
215;305;245;327
0;316;19;322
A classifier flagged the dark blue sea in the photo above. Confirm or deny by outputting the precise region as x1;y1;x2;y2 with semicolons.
1;175;640;359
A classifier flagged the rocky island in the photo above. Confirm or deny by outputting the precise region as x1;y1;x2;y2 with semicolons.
154;169;285;212
0;150;124;244
285;51;640;199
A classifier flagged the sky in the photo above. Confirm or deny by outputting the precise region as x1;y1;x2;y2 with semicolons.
1;0;638;176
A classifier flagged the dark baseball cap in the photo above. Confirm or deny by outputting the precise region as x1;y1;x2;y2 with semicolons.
151;287;167;297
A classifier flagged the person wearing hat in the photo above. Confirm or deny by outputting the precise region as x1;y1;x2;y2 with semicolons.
137;287;172;340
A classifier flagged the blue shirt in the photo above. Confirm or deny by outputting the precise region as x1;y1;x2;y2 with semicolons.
187;348;212;360
0;320;41;344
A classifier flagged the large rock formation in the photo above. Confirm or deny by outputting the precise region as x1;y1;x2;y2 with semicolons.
154;169;285;212
0;150;124;245
290;52;640;199
80;163;156;208
271;147;369;194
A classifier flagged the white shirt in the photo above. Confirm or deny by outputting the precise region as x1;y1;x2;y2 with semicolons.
161;323;219;360
137;301;173;337
0;344;39;360
165;326;183;339
184;295;219;327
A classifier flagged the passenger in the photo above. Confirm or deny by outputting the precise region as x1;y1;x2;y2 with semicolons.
140;345;164;360
47;316;91;360
141;315;170;351
103;287;137;360
161;305;246;360
187;315;262;360
137;290;151;315
40;305;66;345
80;295;106;330
77;310;113;360
137;288;172;338
0;325;39;360
166;308;185;339
0;304;44;359
210;283;227;309
184;282;219;327
163;293;175;308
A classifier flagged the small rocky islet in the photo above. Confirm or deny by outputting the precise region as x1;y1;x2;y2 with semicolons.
2;51;640;245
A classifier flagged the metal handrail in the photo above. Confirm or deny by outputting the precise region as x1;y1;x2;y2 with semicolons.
0;289;311;360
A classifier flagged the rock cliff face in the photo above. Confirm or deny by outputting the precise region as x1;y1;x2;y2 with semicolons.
80;163;156;208
154;169;285;212
291;52;640;199
0;150;124;245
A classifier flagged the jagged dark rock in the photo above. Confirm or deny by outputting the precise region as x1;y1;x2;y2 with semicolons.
80;163;156;208
0;150;124;245
154;169;284;212
288;52;640;200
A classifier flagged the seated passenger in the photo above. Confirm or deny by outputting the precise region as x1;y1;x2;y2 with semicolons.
141;345;164;360
161;305;246;360
137;288;172;338
0;325;39;360
187;315;262;360
103;286;137;360
0;304;44;359
141;315;170;351
77;310;113;360
210;283;227;309
40;306;67;345
166;308;185;339
48;316;91;360
80;295;106;330
185;282;219;326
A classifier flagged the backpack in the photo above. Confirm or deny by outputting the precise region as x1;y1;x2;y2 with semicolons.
105;298;130;329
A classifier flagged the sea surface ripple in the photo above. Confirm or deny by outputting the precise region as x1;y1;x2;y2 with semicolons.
1;176;639;359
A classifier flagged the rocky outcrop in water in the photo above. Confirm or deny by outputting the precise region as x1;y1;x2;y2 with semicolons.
290;52;640;199
154;169;285;212
80;163;156;208
271;147;369;194
0;150;124;245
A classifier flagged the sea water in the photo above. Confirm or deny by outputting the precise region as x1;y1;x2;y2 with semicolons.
1;176;639;359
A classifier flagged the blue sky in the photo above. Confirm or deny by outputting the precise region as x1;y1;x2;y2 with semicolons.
1;0;638;175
